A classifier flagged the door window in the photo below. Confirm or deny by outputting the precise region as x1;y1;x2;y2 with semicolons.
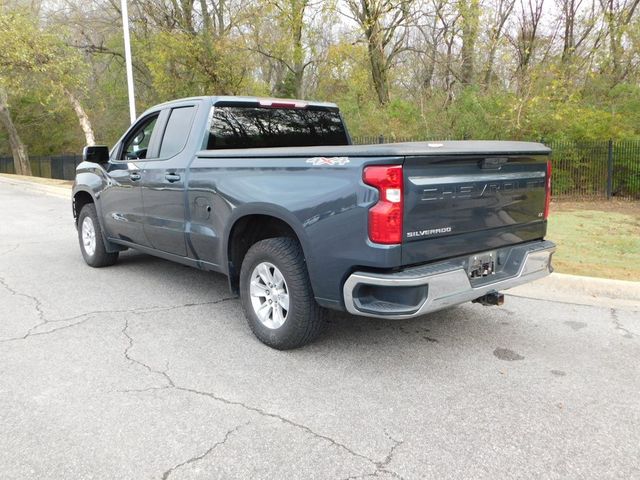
159;106;196;158
122;115;159;160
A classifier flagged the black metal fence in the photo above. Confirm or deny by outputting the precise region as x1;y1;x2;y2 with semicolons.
531;140;640;199
0;154;82;181
1;139;639;199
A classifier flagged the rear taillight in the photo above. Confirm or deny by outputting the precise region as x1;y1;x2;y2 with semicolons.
363;165;403;244
544;160;552;219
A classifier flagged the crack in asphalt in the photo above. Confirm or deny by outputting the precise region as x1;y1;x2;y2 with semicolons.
160;422;249;480
376;432;405;478
175;385;406;479
122;317;176;388
339;432;406;480
176;385;374;462
0;275;45;320
117;385;173;394
0;274;47;337
0;275;236;343
120;319;404;479
610;308;634;339
0;244;20;256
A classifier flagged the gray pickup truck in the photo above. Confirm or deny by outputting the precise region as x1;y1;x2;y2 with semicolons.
73;96;555;349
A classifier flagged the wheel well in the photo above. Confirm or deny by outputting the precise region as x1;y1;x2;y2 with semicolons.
227;215;300;294
73;191;94;224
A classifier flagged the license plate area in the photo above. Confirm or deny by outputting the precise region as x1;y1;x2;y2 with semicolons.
468;251;496;279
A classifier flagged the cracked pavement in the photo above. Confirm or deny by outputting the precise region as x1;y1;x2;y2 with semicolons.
1;182;640;480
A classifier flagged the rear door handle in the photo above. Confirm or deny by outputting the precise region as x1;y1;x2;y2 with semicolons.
130;172;141;181
165;173;181;183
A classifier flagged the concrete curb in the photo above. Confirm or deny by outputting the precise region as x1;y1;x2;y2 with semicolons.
0;173;71;199
509;272;640;310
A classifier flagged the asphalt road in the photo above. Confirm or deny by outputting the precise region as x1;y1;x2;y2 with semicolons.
1;181;639;480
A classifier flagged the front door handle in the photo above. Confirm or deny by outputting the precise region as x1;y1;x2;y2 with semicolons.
165;173;181;183
130;172;141;181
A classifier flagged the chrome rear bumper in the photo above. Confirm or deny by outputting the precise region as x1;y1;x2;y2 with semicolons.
343;240;555;319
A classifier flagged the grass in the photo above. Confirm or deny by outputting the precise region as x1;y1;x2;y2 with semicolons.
547;201;640;281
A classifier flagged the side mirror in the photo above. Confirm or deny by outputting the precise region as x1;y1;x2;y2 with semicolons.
83;145;110;165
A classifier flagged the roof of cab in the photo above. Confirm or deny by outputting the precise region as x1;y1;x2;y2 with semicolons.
142;95;339;115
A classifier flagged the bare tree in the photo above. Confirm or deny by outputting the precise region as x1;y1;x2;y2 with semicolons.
414;1;443;91
346;0;415;105
248;0;315;98
460;0;481;85
437;1;461;103
557;0;599;63
199;0;236;37
509;0;545;75
483;0;516;86
600;0;640;82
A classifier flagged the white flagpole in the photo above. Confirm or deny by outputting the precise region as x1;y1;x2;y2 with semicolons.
121;0;136;124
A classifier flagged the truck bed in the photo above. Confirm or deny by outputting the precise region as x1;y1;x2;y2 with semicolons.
197;140;551;268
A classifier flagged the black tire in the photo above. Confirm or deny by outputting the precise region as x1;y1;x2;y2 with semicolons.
77;204;119;268
239;237;326;349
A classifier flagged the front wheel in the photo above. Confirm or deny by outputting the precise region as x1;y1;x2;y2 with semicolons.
77;204;119;267
239;237;326;349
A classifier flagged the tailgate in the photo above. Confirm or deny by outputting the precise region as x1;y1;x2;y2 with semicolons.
402;154;549;265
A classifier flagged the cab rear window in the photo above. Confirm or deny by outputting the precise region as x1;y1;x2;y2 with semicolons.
205;106;349;149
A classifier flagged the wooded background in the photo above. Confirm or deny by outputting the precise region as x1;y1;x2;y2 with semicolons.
2;0;640;176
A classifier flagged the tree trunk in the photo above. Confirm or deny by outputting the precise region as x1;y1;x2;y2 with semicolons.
0;88;31;176
217;0;226;36
290;0;307;98
422;57;435;91
607;14;623;82
420;15;439;91
484;43;498;86
66;90;96;146
179;0;195;32
368;43;390;104
482;0;515;87
366;21;390;105
460;0;480;86
200;0;212;35
561;0;576;62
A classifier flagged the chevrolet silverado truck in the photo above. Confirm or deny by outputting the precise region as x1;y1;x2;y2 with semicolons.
73;96;555;349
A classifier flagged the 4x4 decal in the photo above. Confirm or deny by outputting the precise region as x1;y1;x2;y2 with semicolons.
305;157;350;166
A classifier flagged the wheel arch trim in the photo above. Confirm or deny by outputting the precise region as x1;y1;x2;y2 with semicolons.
223;203;312;270
72;186;122;254
222;204;316;296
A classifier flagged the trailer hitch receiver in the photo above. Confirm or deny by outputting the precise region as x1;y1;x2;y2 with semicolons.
473;291;504;306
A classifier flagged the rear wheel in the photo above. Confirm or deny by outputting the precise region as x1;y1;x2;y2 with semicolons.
240;237;326;349
77;204;119;267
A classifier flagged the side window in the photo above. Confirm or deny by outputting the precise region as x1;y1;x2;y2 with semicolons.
121;115;159;160
159;106;196;158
